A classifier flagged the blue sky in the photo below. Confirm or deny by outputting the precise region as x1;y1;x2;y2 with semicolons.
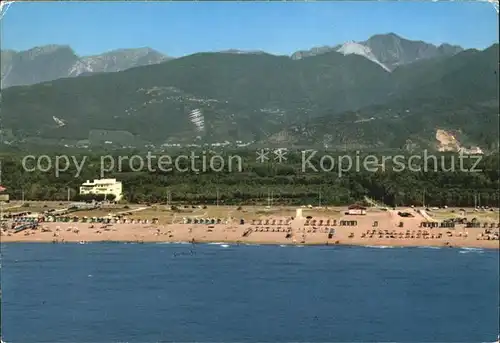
1;1;498;57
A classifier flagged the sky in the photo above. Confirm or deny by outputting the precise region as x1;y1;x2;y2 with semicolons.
1;1;498;57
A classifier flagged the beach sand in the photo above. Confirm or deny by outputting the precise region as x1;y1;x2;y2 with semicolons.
2;207;498;249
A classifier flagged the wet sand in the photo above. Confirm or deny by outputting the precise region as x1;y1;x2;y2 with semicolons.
2;209;498;249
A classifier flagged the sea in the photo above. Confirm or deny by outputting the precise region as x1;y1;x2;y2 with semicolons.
1;243;499;343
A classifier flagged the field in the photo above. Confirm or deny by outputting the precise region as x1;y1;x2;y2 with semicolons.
2;201;498;225
78;205;348;224
1;201;69;213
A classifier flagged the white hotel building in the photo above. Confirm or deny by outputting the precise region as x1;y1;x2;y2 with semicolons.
79;178;123;201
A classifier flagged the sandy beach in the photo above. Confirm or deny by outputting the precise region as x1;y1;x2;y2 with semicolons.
2;206;498;249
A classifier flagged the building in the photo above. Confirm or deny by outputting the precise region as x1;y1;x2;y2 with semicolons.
296;208;303;219
347;204;367;215
79;178;123;201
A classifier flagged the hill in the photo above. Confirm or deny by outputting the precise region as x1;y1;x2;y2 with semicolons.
1;43;498;150
286;44;499;150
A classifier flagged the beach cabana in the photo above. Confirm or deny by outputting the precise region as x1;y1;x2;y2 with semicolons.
347;204;367;215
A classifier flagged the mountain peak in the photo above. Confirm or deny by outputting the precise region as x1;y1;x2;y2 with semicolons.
218;49;267;55
1;45;171;88
290;33;464;71
23;44;76;58
369;32;403;40
362;34;463;70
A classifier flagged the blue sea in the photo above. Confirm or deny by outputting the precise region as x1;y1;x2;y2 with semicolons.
1;243;498;342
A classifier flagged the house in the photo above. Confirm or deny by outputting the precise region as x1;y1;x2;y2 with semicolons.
79;178;123;201
347;204;367;215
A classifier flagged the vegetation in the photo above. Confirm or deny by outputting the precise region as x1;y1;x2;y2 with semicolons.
0;150;498;207
1;44;497;208
2;44;498;150
292;97;499;151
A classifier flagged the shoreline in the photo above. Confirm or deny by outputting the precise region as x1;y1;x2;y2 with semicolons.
2;208;498;250
1;239;498;250
2;226;498;250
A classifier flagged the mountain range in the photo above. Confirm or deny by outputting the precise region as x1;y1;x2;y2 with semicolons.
1;46;171;88
1;33;463;88
291;33;464;71
1;33;498;151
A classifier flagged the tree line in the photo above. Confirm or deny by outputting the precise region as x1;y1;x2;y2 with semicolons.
0;149;498;207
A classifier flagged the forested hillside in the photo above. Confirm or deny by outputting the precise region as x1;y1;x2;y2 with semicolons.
2;43;498;151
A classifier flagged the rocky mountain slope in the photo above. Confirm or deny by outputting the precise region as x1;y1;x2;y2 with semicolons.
291;32;463;71
286;43;499;151
1;41;497;151
0;45;171;88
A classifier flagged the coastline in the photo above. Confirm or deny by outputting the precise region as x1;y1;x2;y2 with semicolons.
2;239;498;250
2;206;498;250
2;221;498;250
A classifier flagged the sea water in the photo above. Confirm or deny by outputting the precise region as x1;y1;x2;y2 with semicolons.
1;243;498;342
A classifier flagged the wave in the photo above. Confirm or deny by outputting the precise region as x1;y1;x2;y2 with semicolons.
220;244;230;248
365;245;395;249
417;246;442;250
461;247;484;251
459;247;484;254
